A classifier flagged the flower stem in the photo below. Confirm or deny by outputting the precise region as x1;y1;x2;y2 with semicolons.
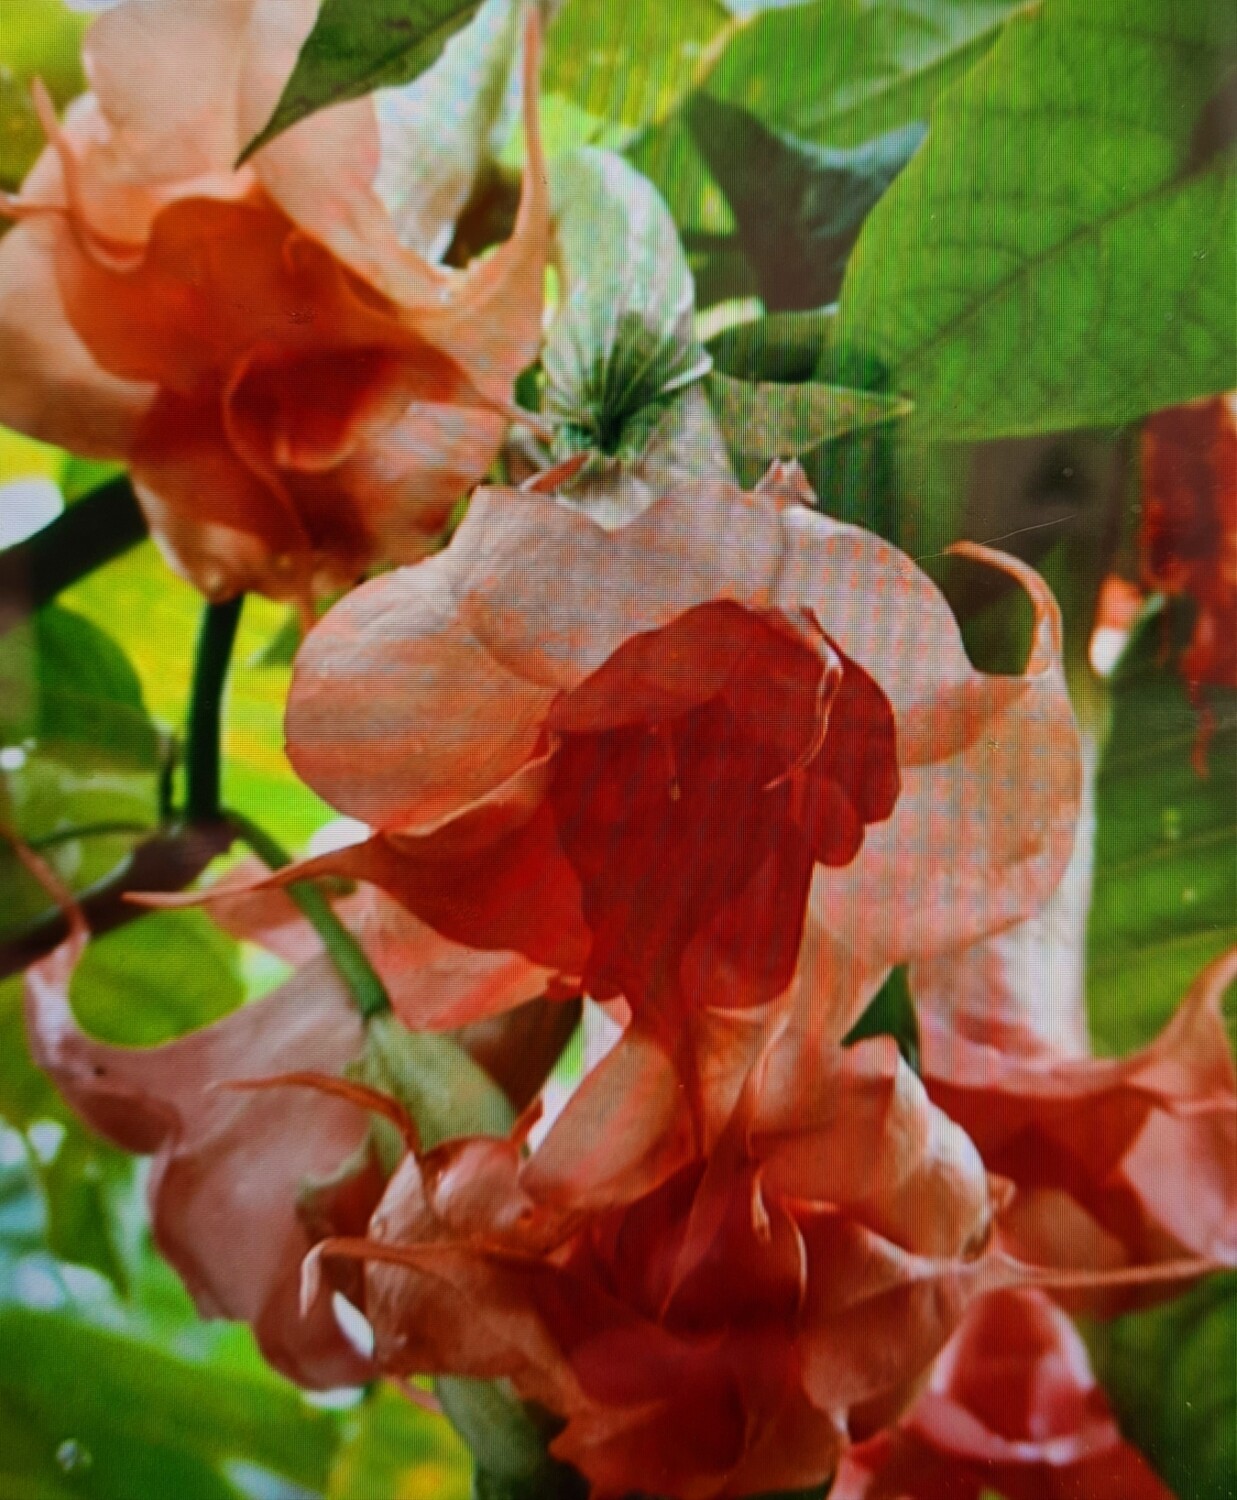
185;597;244;822
0;475;147;635
225;810;391;1021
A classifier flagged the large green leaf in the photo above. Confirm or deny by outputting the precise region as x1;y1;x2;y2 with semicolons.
1087;611;1237;1055
243;0;486;162
840;0;1237;438
686;95;925;310
543;149;710;455
544;0;732;130
626;0;1021;259
707;0;1021;147
1090;1273;1237;1500
0;1305;339;1500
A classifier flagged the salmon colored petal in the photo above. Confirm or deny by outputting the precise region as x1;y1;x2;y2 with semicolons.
401;9;549;395
917;947;1237;1305
25;931;371;1388
287;558;557;830
832;1289;1175;1499
0;214;152;454
83;0;255;185
523;1027;696;1214
802;540;1079;966
753;1036;990;1260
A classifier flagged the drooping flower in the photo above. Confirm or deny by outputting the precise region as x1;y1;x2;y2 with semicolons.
0;0;548;607
282;457;1079;1039
309;1011;1009;1500
913;939;1237;1311
24;896;373;1388
832;1288;1174;1500
19;835;567;1388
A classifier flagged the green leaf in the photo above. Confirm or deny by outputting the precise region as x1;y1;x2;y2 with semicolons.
544;0;732;130
63;540;334;850
243;0;486;163
625;0;1021;266
707;0;1022;148
1087;611;1237;1055
1089;1273;1237;1500
706;371;909;486
0;605;157;766
0;605;162;936
0;0;89;191
0;1304;340;1499
69;908;245;1047
840;0;1237;438
686;95;924;310
706;310;838;383
36;1130;133;1293
544;149;710;455
328;1385;470;1499
437;1378;587;1499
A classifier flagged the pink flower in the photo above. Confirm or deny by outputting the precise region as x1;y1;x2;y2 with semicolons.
914;940;1237;1311
24;898;372;1388
0;0;548;606
832;1289;1174;1500
283;460;1079;1037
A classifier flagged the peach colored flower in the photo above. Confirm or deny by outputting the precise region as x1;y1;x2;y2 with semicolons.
24;898;372;1388
0;0;548;607
310;1015;1006;1500
282;460;1079;1039
913;941;1237;1312
832;1289;1173;1500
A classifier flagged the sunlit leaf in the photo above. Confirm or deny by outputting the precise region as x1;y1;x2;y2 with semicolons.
545;0;732;130
328;1385;470;1500
69;908;244;1047
840;0;1237;437
63;541;333;849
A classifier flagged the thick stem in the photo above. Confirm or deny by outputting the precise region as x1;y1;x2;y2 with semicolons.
226;811;390;1021
184;597;244;822
0;476;147;634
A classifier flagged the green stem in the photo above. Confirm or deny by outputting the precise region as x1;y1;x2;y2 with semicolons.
0;476;147;635
185;597;244;822
226;810;390;1021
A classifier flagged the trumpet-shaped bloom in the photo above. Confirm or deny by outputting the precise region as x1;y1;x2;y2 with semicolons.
832;1289;1173;1499
0;0;548;605
913;941;1237;1311
284;460;1079;1032
308;1010;1011;1500
25;904;372;1388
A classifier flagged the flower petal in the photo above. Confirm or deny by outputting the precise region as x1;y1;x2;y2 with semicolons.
25;922;371;1388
